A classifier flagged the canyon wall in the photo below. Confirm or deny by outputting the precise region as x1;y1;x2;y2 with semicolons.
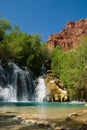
47;18;87;50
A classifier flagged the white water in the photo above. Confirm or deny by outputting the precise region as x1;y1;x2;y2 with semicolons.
0;85;15;101
0;61;47;102
35;76;46;102
0;61;34;101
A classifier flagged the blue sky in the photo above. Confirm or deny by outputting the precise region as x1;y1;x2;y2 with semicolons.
0;0;87;41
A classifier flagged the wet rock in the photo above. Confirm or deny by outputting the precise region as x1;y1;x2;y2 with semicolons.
0;115;16;120
54;127;62;130
79;121;87;130
65;113;78;121
38;123;51;129
45;74;68;102
54;127;77;130
85;104;87;107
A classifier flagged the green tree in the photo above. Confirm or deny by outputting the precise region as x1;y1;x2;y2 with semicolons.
51;45;64;77
51;35;87;101
0;18;11;31
0;18;51;76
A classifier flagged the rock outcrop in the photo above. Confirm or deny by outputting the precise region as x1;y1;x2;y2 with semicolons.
44;73;68;102
47;18;87;50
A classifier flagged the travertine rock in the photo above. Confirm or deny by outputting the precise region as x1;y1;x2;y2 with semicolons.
47;18;87;50
45;74;68;102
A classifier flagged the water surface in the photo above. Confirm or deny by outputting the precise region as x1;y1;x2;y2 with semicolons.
0;101;86;120
0;101;87;130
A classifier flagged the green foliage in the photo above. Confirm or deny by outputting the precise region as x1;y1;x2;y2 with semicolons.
51;36;87;101
40;43;51;60
0;18;11;31
0;18;11;42
51;46;64;76
0;18;87;101
0;18;50;76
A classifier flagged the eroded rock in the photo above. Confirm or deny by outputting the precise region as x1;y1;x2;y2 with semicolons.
47;18;87;50
44;74;68;102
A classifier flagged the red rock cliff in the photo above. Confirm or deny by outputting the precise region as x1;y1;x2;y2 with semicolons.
47;18;87;50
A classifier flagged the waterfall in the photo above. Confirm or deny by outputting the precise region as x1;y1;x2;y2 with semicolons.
0;61;6;87
35;76;47;102
0;61;47;102
0;61;34;101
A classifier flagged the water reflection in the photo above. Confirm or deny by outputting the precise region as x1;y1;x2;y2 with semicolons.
0;102;86;120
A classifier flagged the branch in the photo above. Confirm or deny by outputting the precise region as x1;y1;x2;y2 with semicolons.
65;112;78;121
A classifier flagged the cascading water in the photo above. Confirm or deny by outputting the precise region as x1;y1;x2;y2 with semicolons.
0;61;47;102
35;76;47;102
0;61;34;101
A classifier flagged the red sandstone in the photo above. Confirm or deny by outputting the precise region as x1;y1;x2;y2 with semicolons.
47;18;87;50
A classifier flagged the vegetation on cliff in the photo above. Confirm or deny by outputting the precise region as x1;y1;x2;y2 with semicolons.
51;35;87;101
0;18;87;101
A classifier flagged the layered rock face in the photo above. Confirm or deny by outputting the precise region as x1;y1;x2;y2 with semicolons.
47;18;87;50
45;73;68;102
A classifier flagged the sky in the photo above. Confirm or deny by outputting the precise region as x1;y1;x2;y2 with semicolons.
0;0;87;41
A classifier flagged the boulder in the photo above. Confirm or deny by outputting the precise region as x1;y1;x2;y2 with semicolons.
44;74;68;102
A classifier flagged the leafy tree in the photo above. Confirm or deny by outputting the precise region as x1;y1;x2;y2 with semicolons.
0;18;11;41
0;18;50;76
0;18;11;61
0;18;11;31
51;46;64;77
51;35;87;101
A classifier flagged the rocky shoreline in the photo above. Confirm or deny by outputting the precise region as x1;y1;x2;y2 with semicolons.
0;109;87;130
